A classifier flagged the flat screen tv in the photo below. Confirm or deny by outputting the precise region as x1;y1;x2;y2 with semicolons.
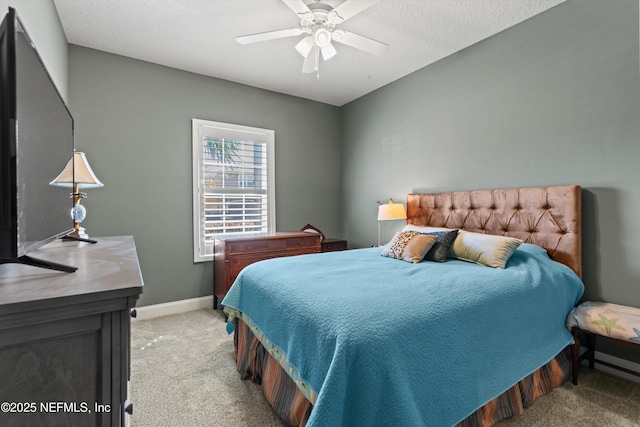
0;8;76;272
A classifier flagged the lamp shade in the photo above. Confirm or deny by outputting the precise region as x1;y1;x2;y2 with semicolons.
377;199;407;221
50;151;104;189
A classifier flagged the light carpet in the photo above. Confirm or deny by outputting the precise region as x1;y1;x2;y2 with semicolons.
130;309;640;426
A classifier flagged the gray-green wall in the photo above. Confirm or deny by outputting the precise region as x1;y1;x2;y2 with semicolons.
1;0;68;100
341;0;640;361
68;46;341;306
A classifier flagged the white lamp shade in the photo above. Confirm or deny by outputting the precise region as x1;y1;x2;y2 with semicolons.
50;151;104;189
377;200;407;221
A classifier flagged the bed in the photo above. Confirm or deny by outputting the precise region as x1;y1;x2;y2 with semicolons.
221;185;584;426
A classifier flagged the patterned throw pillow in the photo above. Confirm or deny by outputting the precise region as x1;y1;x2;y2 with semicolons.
422;229;459;262
380;231;438;263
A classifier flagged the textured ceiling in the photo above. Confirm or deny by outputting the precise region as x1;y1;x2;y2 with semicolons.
53;0;565;106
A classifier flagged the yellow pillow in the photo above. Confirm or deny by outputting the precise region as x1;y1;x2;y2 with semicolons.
381;231;438;263
450;230;522;268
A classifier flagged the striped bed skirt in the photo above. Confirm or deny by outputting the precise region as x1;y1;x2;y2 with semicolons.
233;318;571;426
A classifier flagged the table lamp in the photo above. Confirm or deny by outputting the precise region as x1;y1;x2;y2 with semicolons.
377;199;407;246
50;151;104;240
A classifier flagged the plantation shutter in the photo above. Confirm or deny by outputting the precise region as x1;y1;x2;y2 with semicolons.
192;119;275;262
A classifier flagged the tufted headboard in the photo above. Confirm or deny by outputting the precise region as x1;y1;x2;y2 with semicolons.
406;185;582;277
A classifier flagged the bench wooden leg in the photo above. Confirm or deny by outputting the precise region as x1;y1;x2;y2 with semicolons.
571;327;581;385
587;333;596;369
571;327;598;385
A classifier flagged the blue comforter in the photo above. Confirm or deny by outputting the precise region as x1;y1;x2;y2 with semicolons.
222;243;584;427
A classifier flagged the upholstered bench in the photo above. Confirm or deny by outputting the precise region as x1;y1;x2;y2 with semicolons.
566;301;640;384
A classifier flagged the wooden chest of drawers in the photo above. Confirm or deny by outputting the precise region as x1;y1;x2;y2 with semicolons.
213;232;321;308
321;238;348;252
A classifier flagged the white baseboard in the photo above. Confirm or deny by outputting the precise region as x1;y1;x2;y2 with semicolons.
592;350;640;384
133;295;214;321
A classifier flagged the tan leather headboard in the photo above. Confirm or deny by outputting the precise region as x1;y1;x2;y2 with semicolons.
406;185;582;277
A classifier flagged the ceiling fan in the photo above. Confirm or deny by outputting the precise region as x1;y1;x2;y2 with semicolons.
236;0;388;75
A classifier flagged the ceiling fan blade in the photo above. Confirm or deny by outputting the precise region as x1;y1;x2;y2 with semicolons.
332;29;388;56
327;0;380;24
302;46;319;73
281;0;312;17
321;43;337;61
236;28;302;45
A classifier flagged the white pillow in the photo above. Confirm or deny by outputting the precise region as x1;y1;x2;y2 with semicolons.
450;230;522;268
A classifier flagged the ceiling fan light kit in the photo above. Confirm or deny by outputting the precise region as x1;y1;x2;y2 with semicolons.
295;36;314;57
236;0;388;77
314;28;332;48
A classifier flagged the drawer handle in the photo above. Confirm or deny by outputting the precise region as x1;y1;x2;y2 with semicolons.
125;403;133;415
130;309;137;318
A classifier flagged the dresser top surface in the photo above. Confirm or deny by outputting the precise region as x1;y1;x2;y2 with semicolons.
0;236;143;307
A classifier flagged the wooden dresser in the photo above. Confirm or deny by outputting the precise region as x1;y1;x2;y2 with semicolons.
213;232;320;308
321;238;348;252
0;236;143;427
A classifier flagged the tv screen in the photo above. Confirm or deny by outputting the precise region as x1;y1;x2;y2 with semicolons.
0;8;75;269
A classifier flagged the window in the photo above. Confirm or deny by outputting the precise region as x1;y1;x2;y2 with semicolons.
192;119;275;262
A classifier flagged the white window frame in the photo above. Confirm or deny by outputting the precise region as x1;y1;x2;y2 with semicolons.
192;119;275;262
